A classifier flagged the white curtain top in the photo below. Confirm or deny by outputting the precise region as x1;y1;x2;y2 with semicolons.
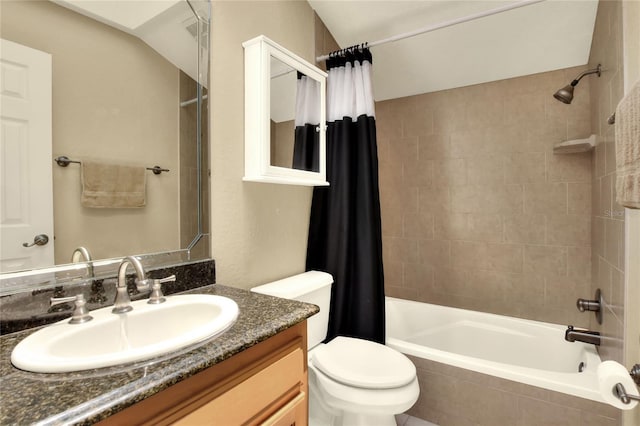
327;59;375;122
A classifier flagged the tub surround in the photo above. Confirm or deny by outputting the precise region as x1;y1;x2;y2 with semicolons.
0;283;318;425
406;356;620;426
0;259;216;334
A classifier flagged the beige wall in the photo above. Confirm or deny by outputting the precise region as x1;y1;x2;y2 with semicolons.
1;1;181;264
210;1;316;289
588;0;626;364
270;119;295;169
377;67;594;327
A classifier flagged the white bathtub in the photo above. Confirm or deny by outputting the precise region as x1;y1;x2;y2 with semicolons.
385;297;604;403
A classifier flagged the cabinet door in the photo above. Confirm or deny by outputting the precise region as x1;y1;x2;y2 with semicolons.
261;391;306;426
173;347;305;425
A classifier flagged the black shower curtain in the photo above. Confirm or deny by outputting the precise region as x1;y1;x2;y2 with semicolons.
306;48;385;344
293;72;320;172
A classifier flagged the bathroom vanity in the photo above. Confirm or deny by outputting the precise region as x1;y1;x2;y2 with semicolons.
0;284;318;425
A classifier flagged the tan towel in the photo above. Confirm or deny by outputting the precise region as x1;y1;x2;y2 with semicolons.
81;160;146;208
615;79;640;209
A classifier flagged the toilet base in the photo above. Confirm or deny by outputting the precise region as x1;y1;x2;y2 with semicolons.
308;367;410;426
340;413;397;426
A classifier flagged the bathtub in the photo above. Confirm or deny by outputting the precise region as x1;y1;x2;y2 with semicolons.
385;297;604;403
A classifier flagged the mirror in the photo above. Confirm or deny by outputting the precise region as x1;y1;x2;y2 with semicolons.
0;0;210;281
243;35;328;186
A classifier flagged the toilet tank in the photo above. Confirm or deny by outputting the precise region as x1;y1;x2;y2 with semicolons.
251;271;333;349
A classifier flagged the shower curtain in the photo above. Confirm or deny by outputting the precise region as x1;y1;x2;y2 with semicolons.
293;72;320;172
306;47;385;344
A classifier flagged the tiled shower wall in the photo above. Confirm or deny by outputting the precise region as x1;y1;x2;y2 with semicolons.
377;69;594;327
588;0;625;363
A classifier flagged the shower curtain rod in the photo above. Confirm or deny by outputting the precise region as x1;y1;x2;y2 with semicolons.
315;0;546;62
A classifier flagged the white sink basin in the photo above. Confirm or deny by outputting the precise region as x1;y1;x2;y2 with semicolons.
11;294;239;373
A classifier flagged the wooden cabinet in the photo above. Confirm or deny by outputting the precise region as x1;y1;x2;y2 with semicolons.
99;322;307;426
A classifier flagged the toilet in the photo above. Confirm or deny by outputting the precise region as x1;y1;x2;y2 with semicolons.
251;271;419;426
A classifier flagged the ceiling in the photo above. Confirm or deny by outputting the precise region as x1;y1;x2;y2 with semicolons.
309;0;599;101
52;0;208;84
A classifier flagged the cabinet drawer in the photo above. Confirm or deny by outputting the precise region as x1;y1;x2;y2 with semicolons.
173;347;304;425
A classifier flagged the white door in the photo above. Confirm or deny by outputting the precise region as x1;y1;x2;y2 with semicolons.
0;39;54;272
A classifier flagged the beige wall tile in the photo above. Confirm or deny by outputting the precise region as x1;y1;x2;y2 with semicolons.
524;245;568;277
384;260;403;288
387;136;419;166
402;106;434;138
451;184;523;214
517;396;581;426
546;214;591;246
505;152;546;183
434;212;468;240
376;65;595;325
383;237;418;264
605;139;617;176
568;246;592;282
418;187;449;213
450;128;488;158
545;275;591;311
419;240;451;268
433;104;467;134
604;219;623;268
385;285;417;300
504;92;546;125
381;183;418;213
568;182;592;215
547;151;592;182
466;154;504;185
403;262;433;290
524;183;567;214
418;134;450;160
404;212;434;239
432;159;466;187
504;214;546;244
403;161;432;187
451;241;522;272
600;173;613;217
467;214;503;242
381;208;403;237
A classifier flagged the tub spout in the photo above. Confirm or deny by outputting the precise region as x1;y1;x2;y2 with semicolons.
565;325;600;346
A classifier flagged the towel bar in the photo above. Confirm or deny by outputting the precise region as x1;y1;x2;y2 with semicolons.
54;156;169;175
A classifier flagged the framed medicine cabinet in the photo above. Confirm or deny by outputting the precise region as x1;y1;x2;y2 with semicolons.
242;35;328;186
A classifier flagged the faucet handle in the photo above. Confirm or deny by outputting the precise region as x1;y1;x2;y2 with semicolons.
147;275;176;305
51;294;93;324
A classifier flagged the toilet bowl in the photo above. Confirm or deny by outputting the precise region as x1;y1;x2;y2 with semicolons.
251;271;419;426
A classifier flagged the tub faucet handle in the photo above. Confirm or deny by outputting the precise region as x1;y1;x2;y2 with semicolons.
575;288;603;324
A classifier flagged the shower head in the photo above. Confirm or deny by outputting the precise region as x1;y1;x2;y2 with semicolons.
553;84;575;104
553;64;601;104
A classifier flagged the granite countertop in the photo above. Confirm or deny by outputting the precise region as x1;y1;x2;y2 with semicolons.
0;284;319;425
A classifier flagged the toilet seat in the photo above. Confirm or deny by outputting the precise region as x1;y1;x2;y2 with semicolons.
312;336;416;389
308;358;419;415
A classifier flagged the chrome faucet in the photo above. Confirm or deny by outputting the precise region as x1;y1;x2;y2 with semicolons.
71;246;94;280
565;325;601;346
112;256;151;314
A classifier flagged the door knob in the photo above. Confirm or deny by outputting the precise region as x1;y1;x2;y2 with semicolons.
22;234;49;247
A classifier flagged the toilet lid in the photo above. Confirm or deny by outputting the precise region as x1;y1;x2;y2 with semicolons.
311;336;416;389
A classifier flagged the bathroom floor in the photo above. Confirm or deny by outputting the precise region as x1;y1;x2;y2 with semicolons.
396;414;438;426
